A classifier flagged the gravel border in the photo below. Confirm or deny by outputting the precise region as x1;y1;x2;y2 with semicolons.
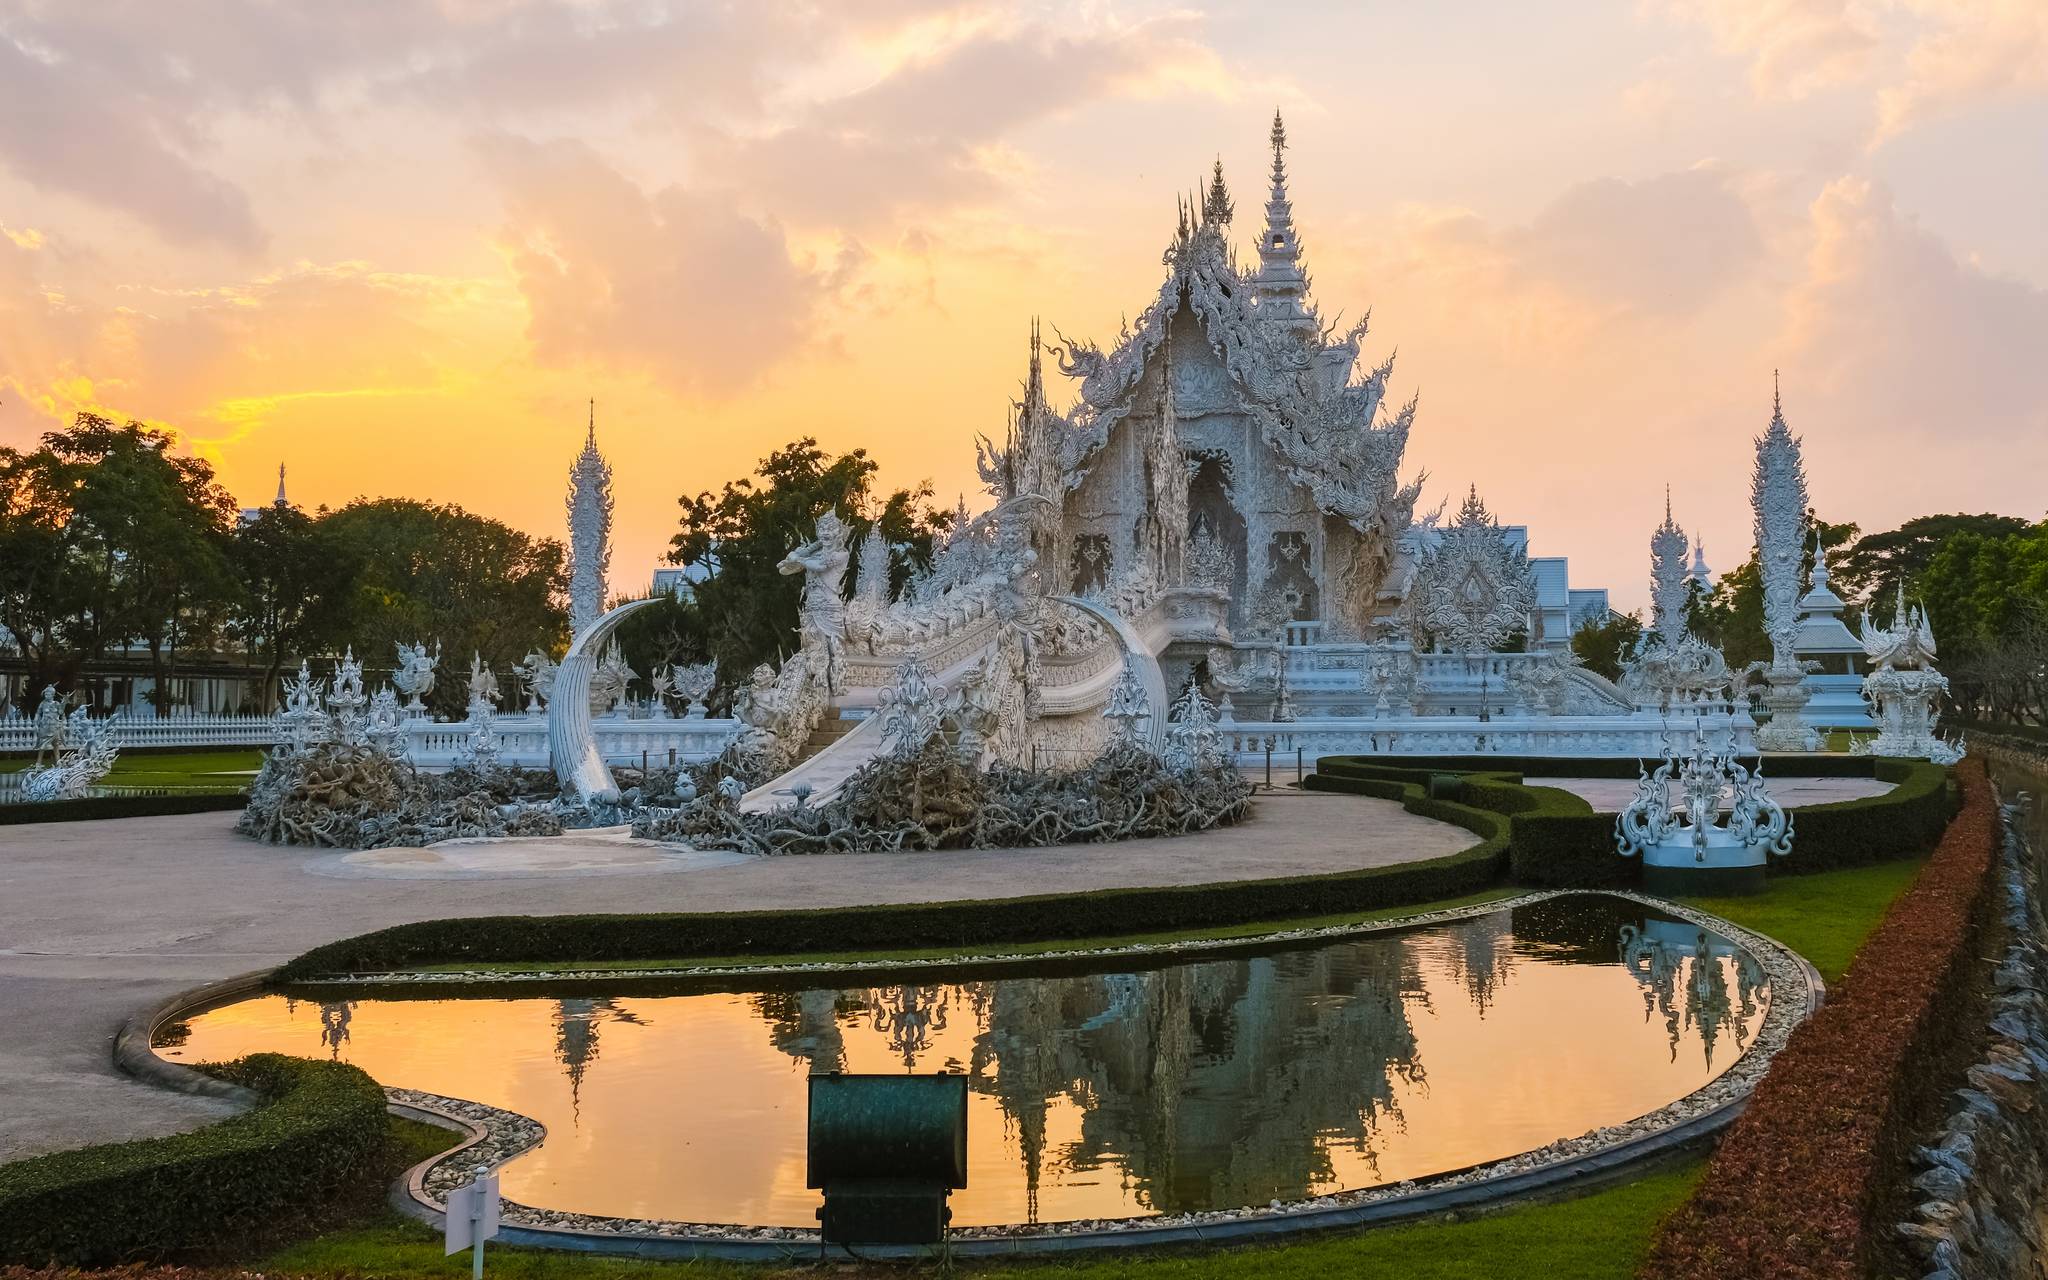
373;890;1823;1261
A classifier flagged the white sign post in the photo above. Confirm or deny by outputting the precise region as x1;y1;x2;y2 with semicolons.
443;1168;501;1279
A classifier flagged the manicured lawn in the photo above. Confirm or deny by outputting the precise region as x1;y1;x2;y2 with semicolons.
256;1162;1705;1280
0;747;261;790
1680;856;1929;983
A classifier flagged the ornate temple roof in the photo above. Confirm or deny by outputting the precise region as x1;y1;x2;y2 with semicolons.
998;112;1421;537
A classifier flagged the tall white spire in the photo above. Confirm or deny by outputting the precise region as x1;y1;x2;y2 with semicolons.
274;462;287;507
565;399;614;638
1253;109;1310;327
1649;487;1691;647
1752;371;1811;665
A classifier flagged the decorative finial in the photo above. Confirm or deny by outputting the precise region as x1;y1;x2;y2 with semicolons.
586;397;596;445
1204;156;1233;226
1772;369;1781;419
275;462;287;506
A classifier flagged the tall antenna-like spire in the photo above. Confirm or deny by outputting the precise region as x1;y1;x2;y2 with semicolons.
275;462;287;506
1253;108;1310;329
566;400;614;637
587;397;596;445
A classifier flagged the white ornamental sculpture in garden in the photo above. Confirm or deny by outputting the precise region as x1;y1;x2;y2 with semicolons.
1623;503;1736;713
1751;379;1819;750
276;660;329;754
392;640;440;713
671;661;715;719
16;705;119;801
1162;682;1224;772
876;655;950;756
1858;588;1964;763
328;648;369;747
1616;734;1793;894
647;665;677;717
1102;656;1151;742
588;642;636;716
1408;487;1538;654
29;685;67;767
565;403;614;638
365;687;407;757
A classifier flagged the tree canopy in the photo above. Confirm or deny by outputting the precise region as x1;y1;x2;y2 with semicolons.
655;437;946;702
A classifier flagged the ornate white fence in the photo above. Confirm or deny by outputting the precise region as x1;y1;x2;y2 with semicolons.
0;708;744;771
1215;709;1760;762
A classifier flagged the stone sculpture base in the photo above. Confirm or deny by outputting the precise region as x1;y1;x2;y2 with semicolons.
1755;671;1819;752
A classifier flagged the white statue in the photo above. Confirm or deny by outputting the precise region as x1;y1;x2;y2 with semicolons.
876;654;949;757
392;640;440;713
777;510;852;692
17;706;119;801
29;685;68;767
516;649;558;713
466;651;500;712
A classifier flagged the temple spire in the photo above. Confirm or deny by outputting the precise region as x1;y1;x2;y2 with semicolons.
566;401;614;637
274;463;287;507
1203;156;1233;226
1253;109;1309;328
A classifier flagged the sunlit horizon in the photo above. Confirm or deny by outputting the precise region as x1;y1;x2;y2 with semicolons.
3;1;2044;610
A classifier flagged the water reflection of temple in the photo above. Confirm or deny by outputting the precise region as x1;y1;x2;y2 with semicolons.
552;997;646;1119
749;942;1431;1221
1616;920;1767;1067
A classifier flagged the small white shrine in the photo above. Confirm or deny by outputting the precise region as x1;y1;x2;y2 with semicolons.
1792;534;1875;731
1858;589;1964;763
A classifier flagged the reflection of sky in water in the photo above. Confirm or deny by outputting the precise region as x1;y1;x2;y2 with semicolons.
167;895;1768;1228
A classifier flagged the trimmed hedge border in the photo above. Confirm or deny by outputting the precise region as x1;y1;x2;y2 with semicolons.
0;792;246;827
1314;756;1955;889
0;1054;388;1267
1640;756;2000;1279
280;777;1511;978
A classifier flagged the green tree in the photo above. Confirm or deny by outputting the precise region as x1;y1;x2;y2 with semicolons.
1691;514;1857;671
666;438;945;700
231;503;361;707
1835;512;2034;622
1570;610;1643;682
0;414;237;708
319;498;567;716
1918;522;2048;723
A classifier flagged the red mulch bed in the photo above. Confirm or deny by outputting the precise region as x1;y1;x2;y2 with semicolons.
1642;758;1997;1278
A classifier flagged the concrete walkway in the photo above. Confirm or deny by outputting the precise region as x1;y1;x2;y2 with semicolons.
0;787;1472;1162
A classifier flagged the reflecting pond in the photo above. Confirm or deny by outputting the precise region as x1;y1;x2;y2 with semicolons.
164;894;1769;1228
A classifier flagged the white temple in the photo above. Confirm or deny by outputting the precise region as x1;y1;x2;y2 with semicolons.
686;112;1758;807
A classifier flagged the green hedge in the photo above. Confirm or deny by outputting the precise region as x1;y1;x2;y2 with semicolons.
1315;753;1881;780
1315;755;1953;889
282;777;1511;978
0;1055;388;1266
0;792;246;827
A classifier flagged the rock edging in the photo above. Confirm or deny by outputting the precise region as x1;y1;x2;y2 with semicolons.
1899;792;2048;1279
382;892;1822;1261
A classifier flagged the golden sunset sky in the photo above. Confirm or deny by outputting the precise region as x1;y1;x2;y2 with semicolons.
2;1;2044;609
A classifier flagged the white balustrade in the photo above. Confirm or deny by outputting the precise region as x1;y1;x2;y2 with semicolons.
0;708;744;771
